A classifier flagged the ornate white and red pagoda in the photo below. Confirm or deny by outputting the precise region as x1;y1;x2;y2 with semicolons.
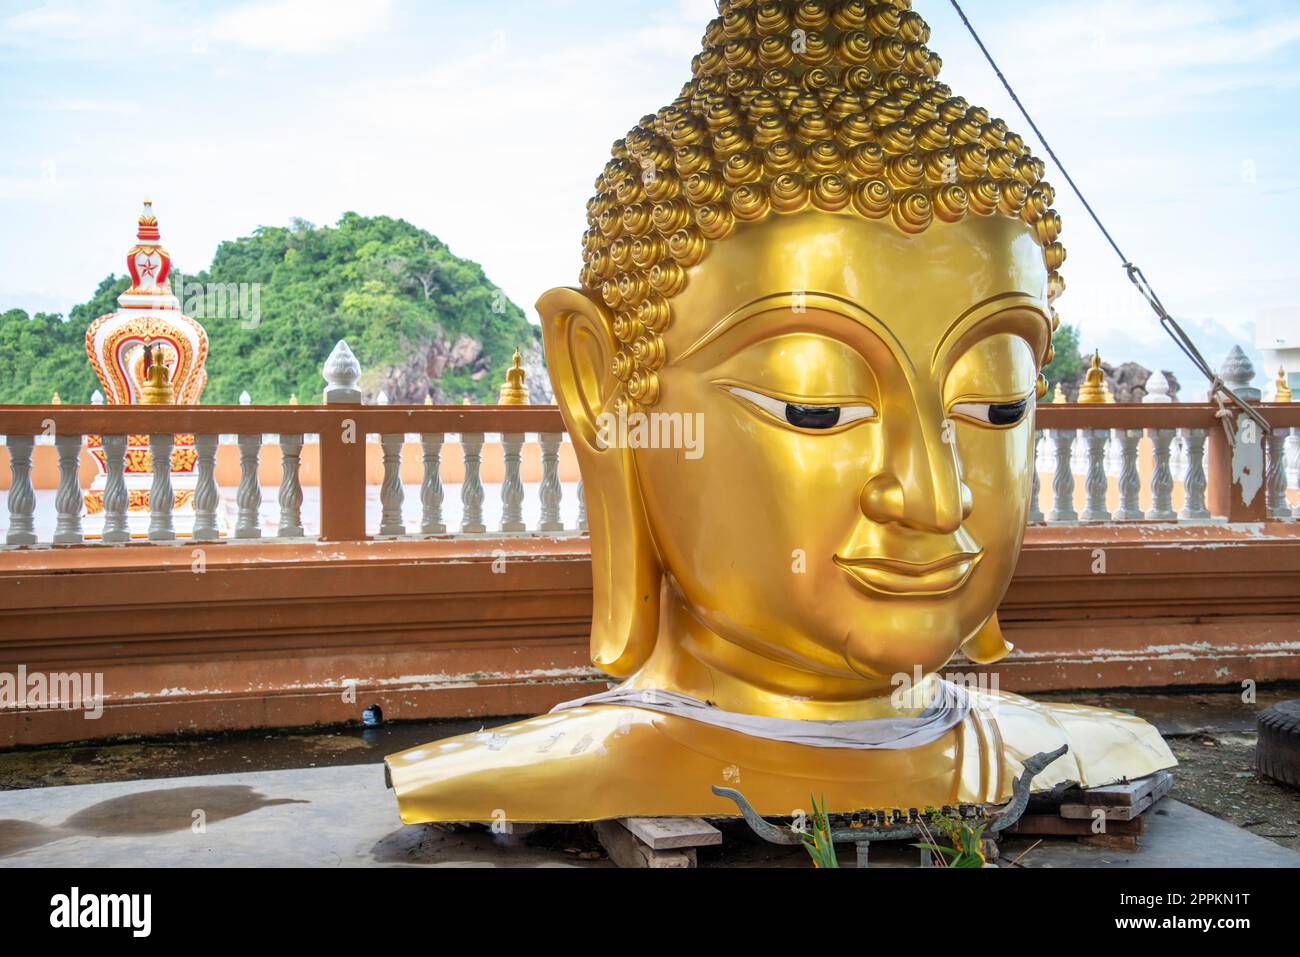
83;200;214;538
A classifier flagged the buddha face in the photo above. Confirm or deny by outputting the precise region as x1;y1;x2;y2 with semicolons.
614;212;1049;693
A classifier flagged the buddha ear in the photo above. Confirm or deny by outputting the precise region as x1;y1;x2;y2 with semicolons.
537;287;662;677
961;612;1014;665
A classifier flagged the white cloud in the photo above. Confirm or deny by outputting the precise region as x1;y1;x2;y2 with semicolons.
40;99;139;113
1;0;1295;393
210;0;395;55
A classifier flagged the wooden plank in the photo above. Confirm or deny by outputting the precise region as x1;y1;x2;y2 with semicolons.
593;821;695;869
1077;770;1174;807
1081;833;1139;851
1061;773;1172;821
1005;814;1144;837
619;817;722;850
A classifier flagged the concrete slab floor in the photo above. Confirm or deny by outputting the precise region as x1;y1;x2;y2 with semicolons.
0;762;1297;868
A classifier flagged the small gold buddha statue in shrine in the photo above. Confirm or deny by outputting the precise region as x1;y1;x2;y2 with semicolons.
387;0;1174;823
498;348;530;405
1077;351;1108;404
1276;367;1292;403
141;343;175;405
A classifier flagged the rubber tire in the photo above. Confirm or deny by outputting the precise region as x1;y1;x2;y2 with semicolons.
1257;699;1300;790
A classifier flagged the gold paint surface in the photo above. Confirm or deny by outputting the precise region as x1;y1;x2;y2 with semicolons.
387;690;1175;824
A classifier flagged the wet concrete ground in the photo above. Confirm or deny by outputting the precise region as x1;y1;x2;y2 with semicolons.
0;715;515;791
1;762;1295;868
1;685;1298;866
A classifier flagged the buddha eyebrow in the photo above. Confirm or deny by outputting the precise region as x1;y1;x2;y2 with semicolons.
928;292;1052;373
676;290;901;363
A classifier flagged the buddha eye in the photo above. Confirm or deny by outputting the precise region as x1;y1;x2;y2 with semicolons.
950;397;1031;427
725;386;876;432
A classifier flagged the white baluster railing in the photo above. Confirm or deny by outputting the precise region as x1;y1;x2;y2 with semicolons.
501;431;526;533
460;432;486;534
1179;429;1211;521
1049;429;1078;523
278;433;306;537
102;433;131;544
8;397;1286;548
1080;429;1111;522
379;433;405;536
5;435;37;546
235;433;262;539
148;433;176;542
1267;427;1294;520
1147;428;1177;521
538;432;564;532
52;432;84;545
420;432;447;535
1114;429;1143;521
1027;431;1044;524
192;434;220;542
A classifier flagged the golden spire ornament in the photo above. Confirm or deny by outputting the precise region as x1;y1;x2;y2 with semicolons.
1276;367;1292;402
1077;350;1107;403
497;348;530;405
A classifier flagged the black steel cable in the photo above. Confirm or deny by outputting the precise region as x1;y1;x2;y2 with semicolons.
947;0;1268;431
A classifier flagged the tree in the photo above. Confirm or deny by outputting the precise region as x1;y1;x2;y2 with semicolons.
1042;321;1082;401
0;214;538;406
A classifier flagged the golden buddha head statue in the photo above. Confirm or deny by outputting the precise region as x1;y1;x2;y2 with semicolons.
540;0;1062;701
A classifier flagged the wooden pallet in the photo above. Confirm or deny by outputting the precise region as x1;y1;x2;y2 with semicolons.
1005;770;1172;850
593;817;723;869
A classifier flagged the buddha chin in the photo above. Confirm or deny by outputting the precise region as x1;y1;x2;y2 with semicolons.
383;0;1176;824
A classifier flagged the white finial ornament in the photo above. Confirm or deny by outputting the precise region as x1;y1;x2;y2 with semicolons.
239;390;252;406
1218;345;1259;401
1143;371;1172;403
323;340;362;404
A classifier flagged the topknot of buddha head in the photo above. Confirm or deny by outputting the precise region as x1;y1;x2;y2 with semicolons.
577;0;1064;409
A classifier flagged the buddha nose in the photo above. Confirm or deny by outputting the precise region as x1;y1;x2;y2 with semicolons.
859;429;973;533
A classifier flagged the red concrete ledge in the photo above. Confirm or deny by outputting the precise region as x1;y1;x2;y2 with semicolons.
2;524;1299;746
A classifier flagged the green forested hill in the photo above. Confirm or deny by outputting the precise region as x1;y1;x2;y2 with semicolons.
0;213;540;405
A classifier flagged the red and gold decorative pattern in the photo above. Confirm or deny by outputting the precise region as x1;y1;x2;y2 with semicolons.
84;488;195;515
85;313;207;407
85;435;198;475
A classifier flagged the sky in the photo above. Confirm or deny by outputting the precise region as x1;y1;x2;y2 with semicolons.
3;0;1299;397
